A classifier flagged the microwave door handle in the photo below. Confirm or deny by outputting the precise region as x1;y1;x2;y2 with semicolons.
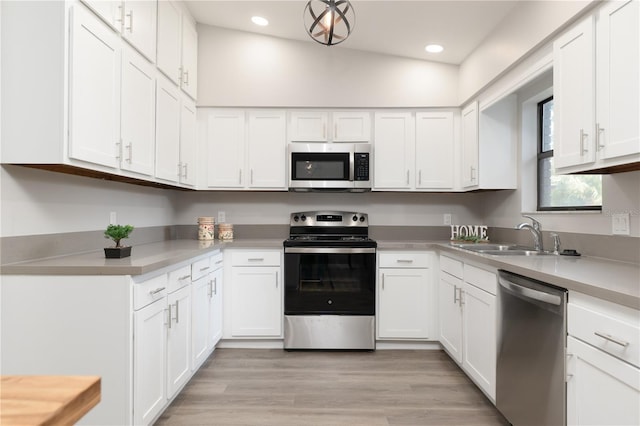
349;151;355;181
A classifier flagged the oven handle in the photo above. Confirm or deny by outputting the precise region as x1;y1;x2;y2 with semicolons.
284;247;376;254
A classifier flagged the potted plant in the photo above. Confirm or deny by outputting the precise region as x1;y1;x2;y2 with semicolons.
104;224;134;258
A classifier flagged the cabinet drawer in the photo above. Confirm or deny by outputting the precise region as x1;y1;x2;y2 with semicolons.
568;302;640;368
379;252;431;268
231;251;280;266
463;264;497;295
134;274;168;310
440;254;463;278
168;265;192;293
211;251;224;271
191;257;212;281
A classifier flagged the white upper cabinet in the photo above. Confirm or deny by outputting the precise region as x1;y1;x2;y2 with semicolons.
247;111;287;189
332;112;371;142
69;3;121;169
180;15;198;100
120;44;156;176
121;0;158;62
206;110;247;188
373;112;415;190
81;0;158;62
157;0;182;84
289;111;329;142
155;75;182;183
554;1;640;173
415;111;455;190
289;111;371;142
460;102;479;189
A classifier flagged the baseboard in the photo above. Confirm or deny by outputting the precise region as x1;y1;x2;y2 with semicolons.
375;341;442;350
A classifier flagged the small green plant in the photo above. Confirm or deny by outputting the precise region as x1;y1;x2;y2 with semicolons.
451;235;489;243
104;224;134;248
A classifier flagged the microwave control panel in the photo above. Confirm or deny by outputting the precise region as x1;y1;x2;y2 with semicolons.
354;153;370;181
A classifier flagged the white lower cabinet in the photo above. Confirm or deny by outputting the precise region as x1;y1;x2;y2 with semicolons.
226;250;283;338
166;284;191;398
208;256;225;349
438;254;497;402
377;251;434;340
566;292;640;425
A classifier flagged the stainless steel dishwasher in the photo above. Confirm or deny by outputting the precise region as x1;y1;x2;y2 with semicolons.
497;270;567;426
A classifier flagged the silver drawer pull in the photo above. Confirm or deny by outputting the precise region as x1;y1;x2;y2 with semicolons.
247;258;264;262
594;331;629;347
396;259;413;263
178;275;191;281
149;287;166;295
200;266;210;272
215;260;223;265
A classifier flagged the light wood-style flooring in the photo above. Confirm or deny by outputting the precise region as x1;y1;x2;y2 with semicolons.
155;349;509;426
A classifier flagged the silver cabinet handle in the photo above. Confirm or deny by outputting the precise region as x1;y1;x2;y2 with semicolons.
116;139;122;160
213;277;217;295
459;288;465;306
580;128;589;154
175;299;179;323
167;305;172;329
453;285;459;304
250;169;254;185
596;123;605;150
177;66;183;82
470;166;476;181
215;260;223;265
183;70;189;85
248;258;264;262
178;274;191;281
125;143;132;163
183;163;188;179
396;259;413;263
207;280;212;298
200;266;210;272
406;170;410;185
382;273;385;290
125;10;133;32
594;331;629;347
239;169;242;184
275;271;278;288
418;170;422;186
165;308;170;327
149;287;166;296
116;4;124;24
177;162;182;177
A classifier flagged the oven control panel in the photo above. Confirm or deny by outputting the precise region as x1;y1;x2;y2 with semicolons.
290;211;368;227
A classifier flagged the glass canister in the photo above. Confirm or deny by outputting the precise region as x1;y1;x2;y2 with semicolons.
218;223;234;241
197;217;215;240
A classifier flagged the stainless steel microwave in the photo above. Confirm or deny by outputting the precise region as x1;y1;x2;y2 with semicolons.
288;143;371;192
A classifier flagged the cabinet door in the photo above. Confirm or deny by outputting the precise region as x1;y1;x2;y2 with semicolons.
181;15;198;100
373;112;414;190
155;75;181;183
378;268;430;339
231;266;282;337
133;298;167;426
157;0;182;84
180;98;197;186
247;111;287;189
79;0;123;31
553;16;596;170
166;285;191;399
462;282;496;401
596;0;640;161
438;272;463;363
191;275;210;370
121;0;157;62
208;266;224;349
567;336;640;426
461;102;479;188
206;110;246;188
289;111;328;141
69;4;121;169
333;112;371;142
415;111;454;190
120;45;155;176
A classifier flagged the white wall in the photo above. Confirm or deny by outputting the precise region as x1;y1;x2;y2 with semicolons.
172;191;484;227
458;0;594;104
196;25;459;108
0;166;176;237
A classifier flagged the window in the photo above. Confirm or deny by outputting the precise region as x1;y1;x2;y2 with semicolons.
537;97;602;211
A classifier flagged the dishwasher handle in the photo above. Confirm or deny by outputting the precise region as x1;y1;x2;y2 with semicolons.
499;276;563;306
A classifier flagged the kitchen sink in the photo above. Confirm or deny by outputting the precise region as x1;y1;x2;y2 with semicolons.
453;243;555;256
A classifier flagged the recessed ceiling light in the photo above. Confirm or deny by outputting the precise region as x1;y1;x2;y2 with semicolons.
251;16;269;26
425;44;444;53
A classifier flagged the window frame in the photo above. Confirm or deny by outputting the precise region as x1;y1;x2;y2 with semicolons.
536;96;601;212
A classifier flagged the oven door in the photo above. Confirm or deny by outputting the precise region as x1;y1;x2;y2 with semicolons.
284;247;376;315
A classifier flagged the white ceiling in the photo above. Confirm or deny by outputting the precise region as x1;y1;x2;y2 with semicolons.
184;1;521;65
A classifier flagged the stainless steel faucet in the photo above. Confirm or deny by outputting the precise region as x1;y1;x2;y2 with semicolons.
516;215;543;251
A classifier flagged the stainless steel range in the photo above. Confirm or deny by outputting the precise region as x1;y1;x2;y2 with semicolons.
283;211;376;350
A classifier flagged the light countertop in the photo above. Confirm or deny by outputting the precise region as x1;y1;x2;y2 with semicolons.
1;238;638;309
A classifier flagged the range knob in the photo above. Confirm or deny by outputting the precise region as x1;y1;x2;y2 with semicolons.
300;215;307;222
352;215;358;222
293;215;299;222
359;216;365;222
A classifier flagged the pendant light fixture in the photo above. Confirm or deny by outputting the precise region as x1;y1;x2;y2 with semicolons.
304;0;355;46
